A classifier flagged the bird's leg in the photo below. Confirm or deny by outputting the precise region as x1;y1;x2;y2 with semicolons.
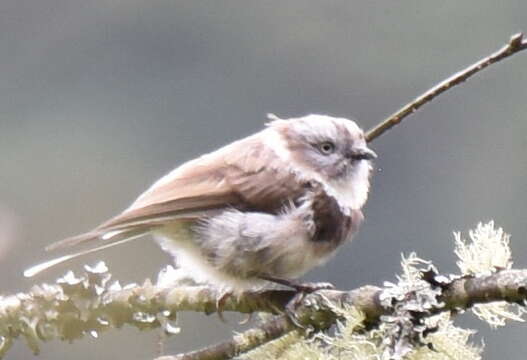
259;275;335;328
258;274;335;292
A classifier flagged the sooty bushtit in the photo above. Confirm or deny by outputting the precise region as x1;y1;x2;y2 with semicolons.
25;114;376;292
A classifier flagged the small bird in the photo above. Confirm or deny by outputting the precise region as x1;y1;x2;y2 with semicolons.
25;114;376;293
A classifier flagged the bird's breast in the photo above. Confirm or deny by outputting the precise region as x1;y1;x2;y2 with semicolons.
309;187;364;246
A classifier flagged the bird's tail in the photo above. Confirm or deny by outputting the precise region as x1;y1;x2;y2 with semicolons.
24;227;150;278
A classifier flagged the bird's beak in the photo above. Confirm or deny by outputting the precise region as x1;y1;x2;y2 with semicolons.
350;147;377;161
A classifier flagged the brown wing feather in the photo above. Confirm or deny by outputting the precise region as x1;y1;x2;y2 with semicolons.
48;132;306;250
101;134;305;229
224;141;305;212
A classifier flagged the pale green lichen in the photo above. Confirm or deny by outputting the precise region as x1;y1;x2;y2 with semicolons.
454;221;525;327
242;304;482;360
407;313;482;360
399;252;435;284
454;221;512;275
241;247;488;360
240;306;380;360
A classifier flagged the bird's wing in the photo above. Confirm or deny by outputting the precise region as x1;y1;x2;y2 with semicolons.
47;132;305;250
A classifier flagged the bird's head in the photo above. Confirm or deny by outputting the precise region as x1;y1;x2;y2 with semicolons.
266;114;376;210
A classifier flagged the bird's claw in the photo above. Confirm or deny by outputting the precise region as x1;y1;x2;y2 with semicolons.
285;291;307;328
215;290;233;323
284;281;335;328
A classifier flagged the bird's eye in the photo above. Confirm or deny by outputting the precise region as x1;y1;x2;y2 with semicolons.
319;141;335;155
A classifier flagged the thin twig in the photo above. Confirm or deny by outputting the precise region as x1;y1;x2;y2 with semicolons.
365;33;527;143
161;315;295;360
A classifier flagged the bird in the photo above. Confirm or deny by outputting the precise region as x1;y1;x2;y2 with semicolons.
24;114;376;294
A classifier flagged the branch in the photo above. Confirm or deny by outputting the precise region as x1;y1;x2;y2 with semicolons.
156;285;382;360
365;32;527;143
159;269;527;360
3;263;527;359
0;264;295;357
440;269;527;310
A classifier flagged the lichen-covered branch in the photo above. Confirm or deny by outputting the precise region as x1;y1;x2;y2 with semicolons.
441;269;527;310
163;267;527;360
2;261;527;360
157;285;383;360
0;263;296;357
365;32;527;142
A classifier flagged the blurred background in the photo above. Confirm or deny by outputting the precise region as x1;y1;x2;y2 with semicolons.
1;1;527;359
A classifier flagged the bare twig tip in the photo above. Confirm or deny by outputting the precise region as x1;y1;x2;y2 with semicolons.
365;32;527;143
509;33;524;48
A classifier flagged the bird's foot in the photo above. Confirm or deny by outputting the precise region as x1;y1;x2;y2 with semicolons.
259;275;335;328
